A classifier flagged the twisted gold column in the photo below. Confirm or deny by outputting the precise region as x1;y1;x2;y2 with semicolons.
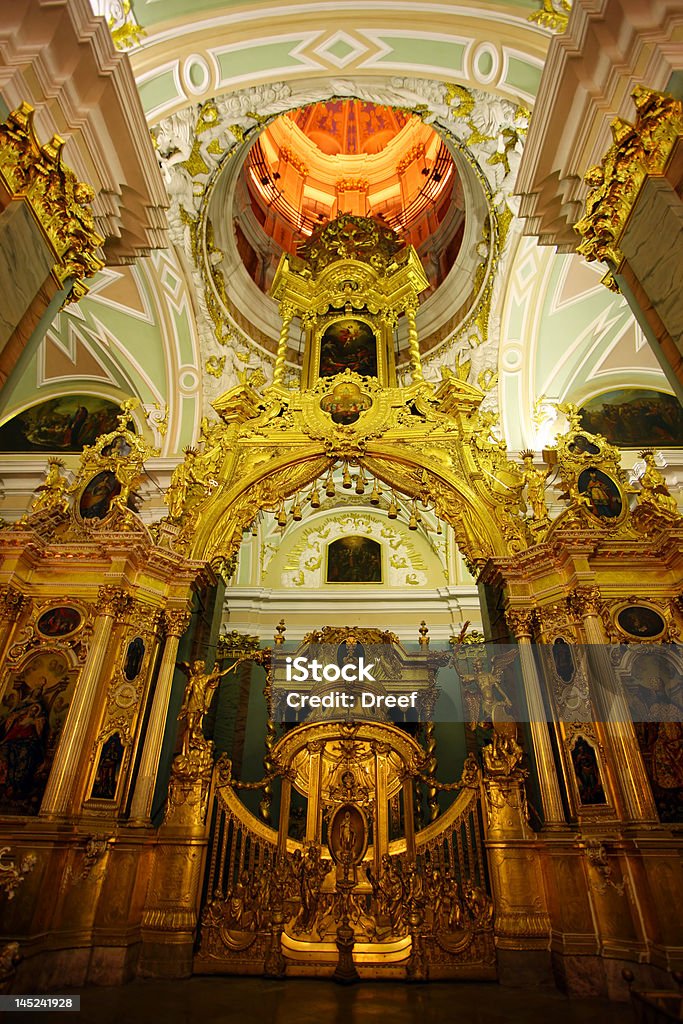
405;301;423;384
272;302;294;387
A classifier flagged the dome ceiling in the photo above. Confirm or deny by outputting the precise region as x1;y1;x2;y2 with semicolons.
237;100;464;295
289;100;410;156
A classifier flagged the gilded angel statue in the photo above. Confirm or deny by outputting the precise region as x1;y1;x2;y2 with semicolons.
453;648;518;730
176;659;236;755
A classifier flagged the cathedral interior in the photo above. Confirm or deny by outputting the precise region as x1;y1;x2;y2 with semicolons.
0;0;682;1020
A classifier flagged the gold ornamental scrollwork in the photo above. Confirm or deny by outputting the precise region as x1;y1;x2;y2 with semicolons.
0;586;28;622
0;103;104;302
0;847;37;901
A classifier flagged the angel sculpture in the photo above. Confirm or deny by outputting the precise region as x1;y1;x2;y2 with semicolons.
520;450;551;526
453;648;522;768
176;659;236;756
454;649;518;731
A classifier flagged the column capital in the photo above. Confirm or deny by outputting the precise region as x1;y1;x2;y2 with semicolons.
0;585;29;622
97;585;132;619
163;608;192;638
505;608;537;639
568;585;603;619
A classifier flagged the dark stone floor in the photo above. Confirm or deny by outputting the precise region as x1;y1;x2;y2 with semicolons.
7;977;637;1024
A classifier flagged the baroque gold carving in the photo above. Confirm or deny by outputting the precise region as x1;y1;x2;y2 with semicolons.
0;103;104;301
575;87;683;283
0;847;37;901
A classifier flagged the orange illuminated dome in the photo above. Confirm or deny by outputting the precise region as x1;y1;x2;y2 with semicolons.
234;100;465;295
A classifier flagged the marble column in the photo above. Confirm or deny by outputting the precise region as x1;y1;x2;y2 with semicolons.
129;608;191;823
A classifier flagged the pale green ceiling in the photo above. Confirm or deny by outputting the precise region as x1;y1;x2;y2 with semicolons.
135;0;539;31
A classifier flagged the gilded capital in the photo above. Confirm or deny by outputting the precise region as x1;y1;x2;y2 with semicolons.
97;585;133;619
163;609;192;638
0;103;104;301
505;609;537;639
0;586;28;622
568;586;603;619
574;87;683;279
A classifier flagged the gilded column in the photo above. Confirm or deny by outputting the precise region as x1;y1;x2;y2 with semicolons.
272;301;294;388
481;740;551;974
373;742;389;875
130;608;192;822
402;777;416;862
568;586;658;823
40;585;131;818
305;741;324;843
405;300;423;384
507;609;566;827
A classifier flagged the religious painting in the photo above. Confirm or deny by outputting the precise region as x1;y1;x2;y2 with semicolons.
617;605;666;640
567;434;600;456
328;802;367;865
622;651;682;721
552;638;575;683
578;389;683;448
319;319;377;378
123;637;145;681
569;735;607;805
0;395;123;453
320;381;372;425
0;651;76;815
326;536;382;584
90;732;125;801
79;470;121;520
36;606;82;639
577;467;622;519
634;722;683;822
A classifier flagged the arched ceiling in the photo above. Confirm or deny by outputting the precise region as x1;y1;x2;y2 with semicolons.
2;0;670;474
128;1;547;123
